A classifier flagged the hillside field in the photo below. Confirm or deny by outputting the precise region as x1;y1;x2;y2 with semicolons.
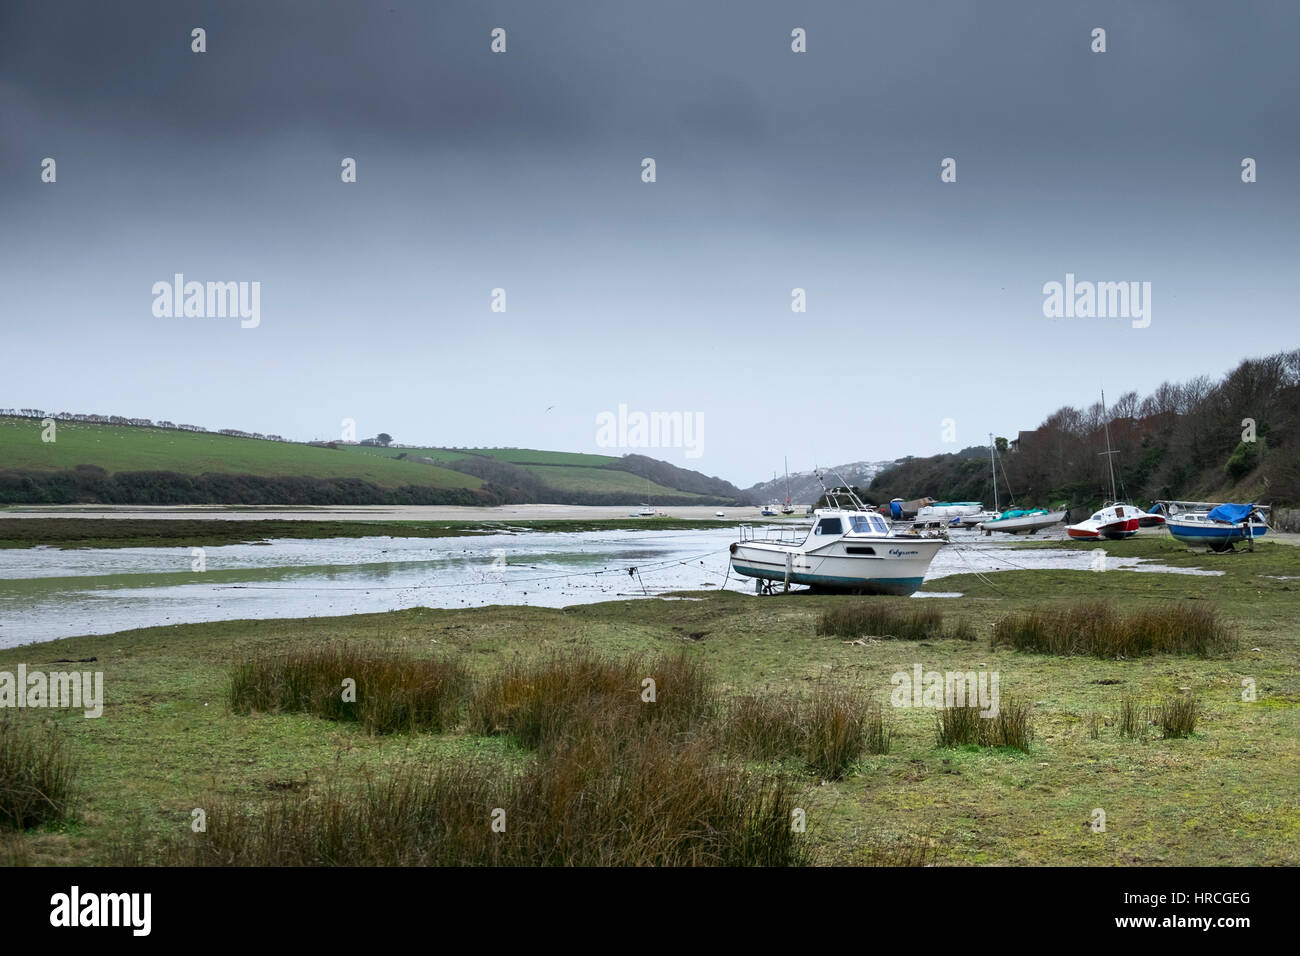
0;418;717;502
0;418;481;491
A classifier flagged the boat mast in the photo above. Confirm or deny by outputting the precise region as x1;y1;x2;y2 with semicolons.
784;457;791;507
1100;389;1119;503
989;433;998;512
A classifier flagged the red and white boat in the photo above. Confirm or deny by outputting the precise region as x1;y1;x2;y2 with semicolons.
1066;503;1142;540
1064;390;1167;541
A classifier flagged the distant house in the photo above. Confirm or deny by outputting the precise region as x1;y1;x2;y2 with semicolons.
1009;430;1038;453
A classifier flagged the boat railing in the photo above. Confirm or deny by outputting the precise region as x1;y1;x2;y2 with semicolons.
738;524;808;545
1153;500;1271;518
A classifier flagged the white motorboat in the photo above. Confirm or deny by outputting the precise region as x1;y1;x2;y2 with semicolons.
728;480;946;595
916;501;984;522
914;501;983;529
951;511;999;529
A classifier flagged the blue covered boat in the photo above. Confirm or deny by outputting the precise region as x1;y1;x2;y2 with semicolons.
1163;502;1269;551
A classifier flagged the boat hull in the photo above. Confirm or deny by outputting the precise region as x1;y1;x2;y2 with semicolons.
1066;518;1140;540
1167;521;1268;549
979;510;1068;534
729;539;944;596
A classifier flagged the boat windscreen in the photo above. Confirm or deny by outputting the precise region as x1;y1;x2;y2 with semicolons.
848;515;888;534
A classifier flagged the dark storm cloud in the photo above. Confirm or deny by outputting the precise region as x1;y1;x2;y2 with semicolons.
2;0;1297;483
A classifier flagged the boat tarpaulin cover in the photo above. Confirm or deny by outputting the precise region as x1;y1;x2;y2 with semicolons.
997;509;1046;519
1206;503;1257;523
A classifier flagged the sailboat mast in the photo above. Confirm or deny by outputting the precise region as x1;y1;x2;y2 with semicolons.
1101;389;1117;502
784;457;791;505
989;433;998;512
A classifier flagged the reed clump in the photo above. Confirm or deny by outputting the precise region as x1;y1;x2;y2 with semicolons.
228;646;469;734
1118;697;1146;738
1156;694;1199;739
721;693;805;761
816;602;945;641
0;717;76;830
935;698;1033;752
722;687;888;777
805;686;870;779
128;723;811;867
468;647;715;750
991;603;1236;658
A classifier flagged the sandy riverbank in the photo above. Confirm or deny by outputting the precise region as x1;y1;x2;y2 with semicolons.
0;503;779;522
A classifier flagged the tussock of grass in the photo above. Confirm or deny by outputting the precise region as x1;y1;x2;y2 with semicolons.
0;718;76;830
722;693;804;761
123;727;811;867
991;603;1236;658
1156;695;1199;739
935;699;1033;752
947;618;978;642
1119;697;1145;738
717;686;889;775
468;648;714;750
805;686;879;778
722;687;889;776
229;647;469;734
816;602;944;641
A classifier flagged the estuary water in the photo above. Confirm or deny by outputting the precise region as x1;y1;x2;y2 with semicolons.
0;527;1218;647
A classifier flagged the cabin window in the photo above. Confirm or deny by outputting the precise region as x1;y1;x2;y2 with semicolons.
846;546;877;555
815;518;843;536
870;516;888;534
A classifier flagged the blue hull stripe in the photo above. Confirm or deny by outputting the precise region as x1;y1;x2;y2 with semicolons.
1168;526;1268;543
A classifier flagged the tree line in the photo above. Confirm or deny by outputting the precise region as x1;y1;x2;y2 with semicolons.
869;349;1300;508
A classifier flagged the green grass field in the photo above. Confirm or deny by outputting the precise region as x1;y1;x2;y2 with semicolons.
344;445;690;497
514;463;699;497
0;417;481;491
349;446;619;467
2;535;1296;866
446;448;619;467
0;417;713;500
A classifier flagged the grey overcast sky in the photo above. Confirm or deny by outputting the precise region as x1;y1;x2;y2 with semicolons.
2;0;1296;485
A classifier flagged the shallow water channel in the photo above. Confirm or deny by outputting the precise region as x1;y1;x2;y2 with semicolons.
0;527;1218;647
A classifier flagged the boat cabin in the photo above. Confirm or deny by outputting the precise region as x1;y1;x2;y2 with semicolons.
809;510;891;539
